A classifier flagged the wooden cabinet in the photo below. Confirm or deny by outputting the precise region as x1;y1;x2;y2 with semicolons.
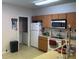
67;12;76;28
58;13;67;19
42;15;51;28
32;16;43;22
51;13;66;19
52;14;59;19
38;36;48;52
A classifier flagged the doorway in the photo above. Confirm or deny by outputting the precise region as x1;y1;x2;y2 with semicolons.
19;17;28;48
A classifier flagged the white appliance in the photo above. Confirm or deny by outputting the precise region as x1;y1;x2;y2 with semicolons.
31;22;42;48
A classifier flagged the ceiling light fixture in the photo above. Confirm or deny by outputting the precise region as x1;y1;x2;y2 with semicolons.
33;0;59;6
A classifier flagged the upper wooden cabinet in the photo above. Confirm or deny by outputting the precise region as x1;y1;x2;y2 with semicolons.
67;12;76;28
42;15;51;28
32;16;44;21
51;13;66;19
52;14;59;19
58;13;67;19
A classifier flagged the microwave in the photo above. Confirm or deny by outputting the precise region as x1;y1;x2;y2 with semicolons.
51;19;67;29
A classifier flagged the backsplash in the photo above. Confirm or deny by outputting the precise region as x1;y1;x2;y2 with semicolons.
42;28;76;40
52;29;76;40
42;28;51;36
51;29;67;39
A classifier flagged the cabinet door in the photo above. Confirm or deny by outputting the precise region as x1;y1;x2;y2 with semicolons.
38;16;44;20
32;16;43;22
38;38;43;50
38;36;48;52
42;15;51;28
58;13;67;19
42;38;48;52
67;12;76;28
32;16;40;20
52;14;59;19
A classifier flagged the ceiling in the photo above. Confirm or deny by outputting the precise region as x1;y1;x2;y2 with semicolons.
2;0;76;9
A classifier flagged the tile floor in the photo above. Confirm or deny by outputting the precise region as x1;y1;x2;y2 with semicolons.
2;46;44;59
2;45;76;59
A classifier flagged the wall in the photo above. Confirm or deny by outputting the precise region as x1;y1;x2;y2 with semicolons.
33;2;76;16
2;3;33;53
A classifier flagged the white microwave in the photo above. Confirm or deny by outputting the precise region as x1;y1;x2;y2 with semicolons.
51;19;67;29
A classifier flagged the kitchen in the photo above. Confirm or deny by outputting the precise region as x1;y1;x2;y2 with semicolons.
2;0;76;59
31;12;76;52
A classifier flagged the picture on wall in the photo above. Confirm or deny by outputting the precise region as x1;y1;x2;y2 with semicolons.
11;18;17;30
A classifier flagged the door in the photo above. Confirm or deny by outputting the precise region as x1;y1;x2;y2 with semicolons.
19;17;28;45
19;17;28;32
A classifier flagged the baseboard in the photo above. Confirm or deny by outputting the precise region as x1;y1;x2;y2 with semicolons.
2;50;10;54
2;51;6;54
31;46;38;49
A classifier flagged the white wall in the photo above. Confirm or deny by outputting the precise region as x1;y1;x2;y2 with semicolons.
2;3;33;53
33;2;76;16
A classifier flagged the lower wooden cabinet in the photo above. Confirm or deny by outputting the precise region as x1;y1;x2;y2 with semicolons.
38;36;48;52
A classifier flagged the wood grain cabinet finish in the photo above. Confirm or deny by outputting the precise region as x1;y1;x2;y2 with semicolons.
32;16;43;21
51;13;66;19
58;13;67;19
38;36;48;52
67;12;76;28
52;14;59;19
42;15;51;28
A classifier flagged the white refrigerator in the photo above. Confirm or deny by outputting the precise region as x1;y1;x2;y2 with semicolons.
31;22;42;48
